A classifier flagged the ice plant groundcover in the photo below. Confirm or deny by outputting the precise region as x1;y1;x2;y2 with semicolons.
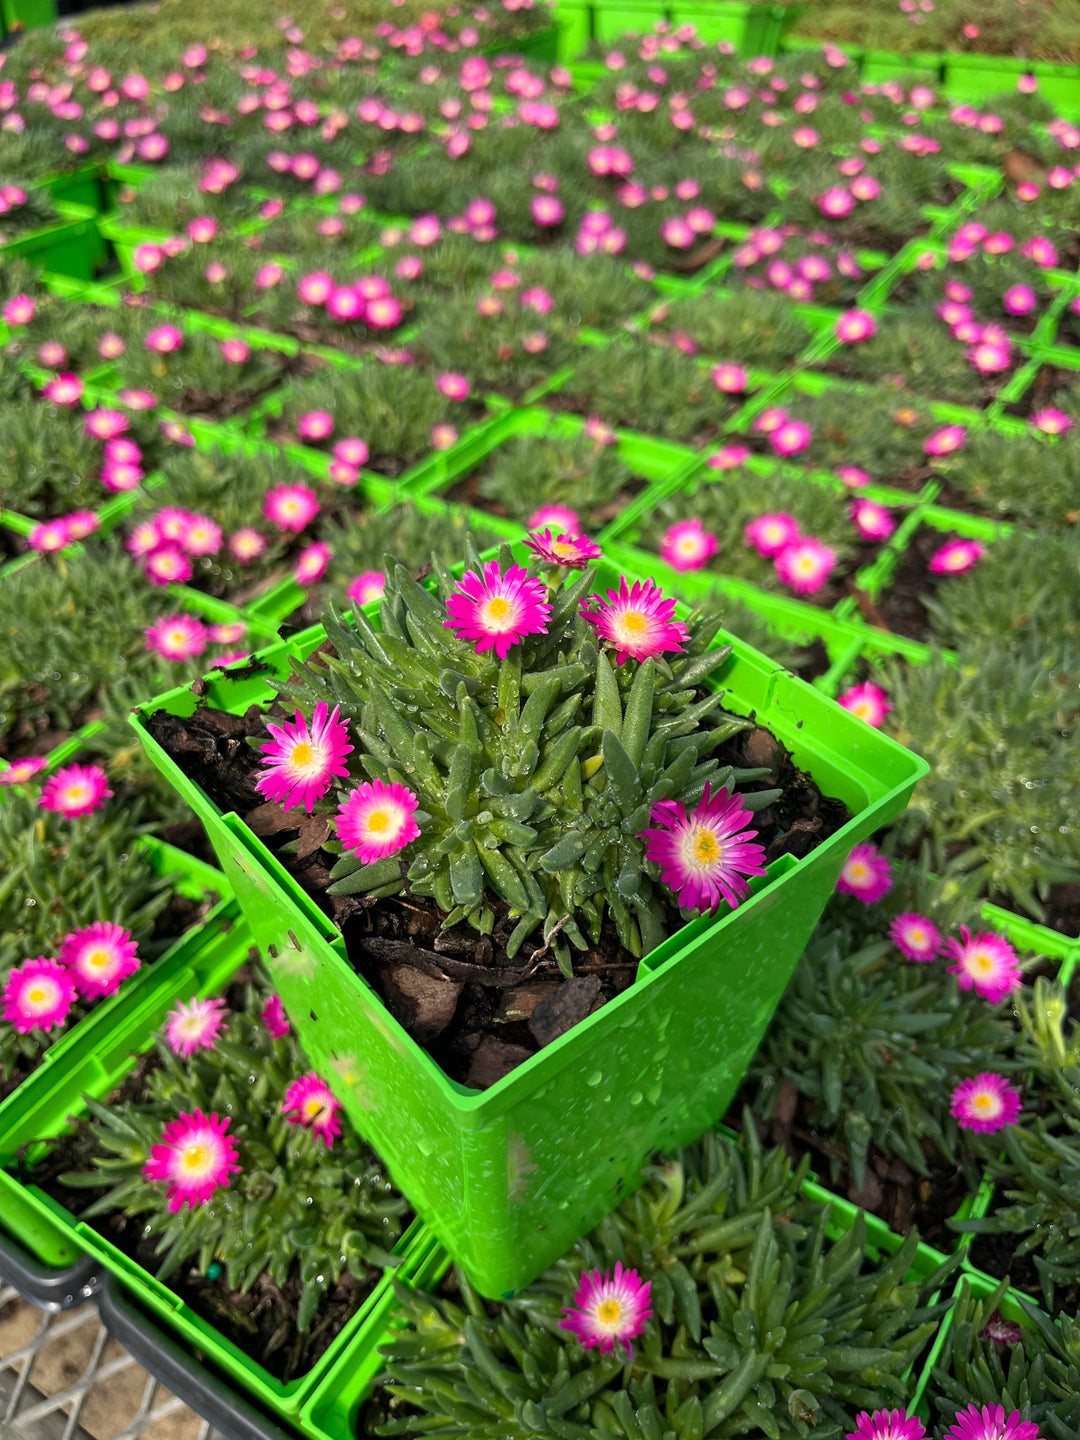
0;0;1079;1434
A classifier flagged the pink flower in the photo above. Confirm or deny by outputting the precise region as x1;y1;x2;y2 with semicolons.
850;499;895;541
1030;408;1073;435
348;571;385;606
660;216;695;249
133;243;164;274
220;338;250;364
529;503;579;533
836;465;870;489
257;702;354;814
29;520;73;553
950;1077;1023;1136
944;925;1021;1003
298;270;335;306
436;372;471;401
580;576;688;666
929;538;983;575
59;922;139;999
261;995;290;1037
838;681;891;727
208;622;245;646
835;309;877;343
639;783;766;914
164;996;229;1056
836;842;893;903
2;294;34;325
145;614;209;662
84;408;129;441
39;764;112;818
182;515;223;556
524;530;602;569
0;756;50;786
334;437;369;468
775;538;835;595
924;425;967;457
264;483;320;532
186;216;218;243
708;445;750;471
2;958;76;1034
445;560;551;658
531;194;564;226
43;373;83;407
770;420;812;457
282;1073;342;1148
229;527;266;563
337;778;421;862
560;1263;652;1362
294;542;332;585
711;363;748;393
297;410;334;442
659;518;718;572
888;912;942;962
431;423;458;450
847;1411;926;1440
144;547;193;586
1002;285;1037;316
145;324;183;354
817;186;854;217
744;513;800;558
143;1110;240;1212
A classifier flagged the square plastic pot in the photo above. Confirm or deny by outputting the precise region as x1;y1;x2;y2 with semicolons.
592;0;670;43
860;50;942;84
130;543;928;1297
0;206;104;282
0;899;432;1421
944;53;1080;115
666;2;785;51
0;0;53;30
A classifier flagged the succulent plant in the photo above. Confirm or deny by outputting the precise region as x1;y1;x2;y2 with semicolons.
0;397;110;519
952;979;1080;1314
560;341;739;440
928;1275;1080;1438
655;289;814;369
478;431;637;532
268;540;781;965
374;1123;959;1439
942;428;1080;528
55;971;412;1338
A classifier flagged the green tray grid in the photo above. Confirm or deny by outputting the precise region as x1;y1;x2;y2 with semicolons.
0;899;437;1421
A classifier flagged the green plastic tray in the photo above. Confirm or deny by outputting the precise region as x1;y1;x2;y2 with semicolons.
0;900;434;1418
131;540;928;1297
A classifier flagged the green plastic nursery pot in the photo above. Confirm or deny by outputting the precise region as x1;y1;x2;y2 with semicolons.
666;1;784;51
860;50;942;85
944;53;1080;116
0;206;103;282
591;0;670;44
0;900;432;1419
0;0;53;31
130;544;929;1298
553;3;591;60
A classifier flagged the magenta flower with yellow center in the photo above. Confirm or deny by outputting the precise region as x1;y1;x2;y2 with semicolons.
256;702;354;814
775;538;836;595
943;1405;1041;1440
164;996;229;1056
659;519;718;572
145;614;209;662
944;925;1021;1003
560;1262;652;1362
524;529;602;569
282;1072;342;1148
142;1110;241;1212
2;958;76;1034
59;922;140;999
847;1410;926;1440
930;538;984;575
888;912;942;962
838;681;891;728
745;512;800;557
0;755;49;786
836;842;893;903
950;1075;1022;1135
444;560;552;658
639;783;766;914
580;576;687;666
39;764;112;819
348;571;386;606
336;778;421;863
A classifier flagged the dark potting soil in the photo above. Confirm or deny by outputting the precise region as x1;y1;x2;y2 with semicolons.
445;466;647;533
1002;364;1077;423
745;1082;971;1251
848;526;948;641
19;977;404;1384
148;691;850;1091
1043;881;1080;941
968;1230;1078;1318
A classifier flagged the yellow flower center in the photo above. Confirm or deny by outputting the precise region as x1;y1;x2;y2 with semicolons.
291;741;314;768
367;809;389;832
973;952;995;975
482;595;513;625
596;1299;623;1324
848;862;869;881
693;829;721;865
854;701;872;719
304;1097;327;1119
179;1142;215;1178
87;948;112;971
64;784;90;805
911;928;926;944
27;986;47;1005
972;1092;997;1114
553;541;577;557
795;556;817;575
